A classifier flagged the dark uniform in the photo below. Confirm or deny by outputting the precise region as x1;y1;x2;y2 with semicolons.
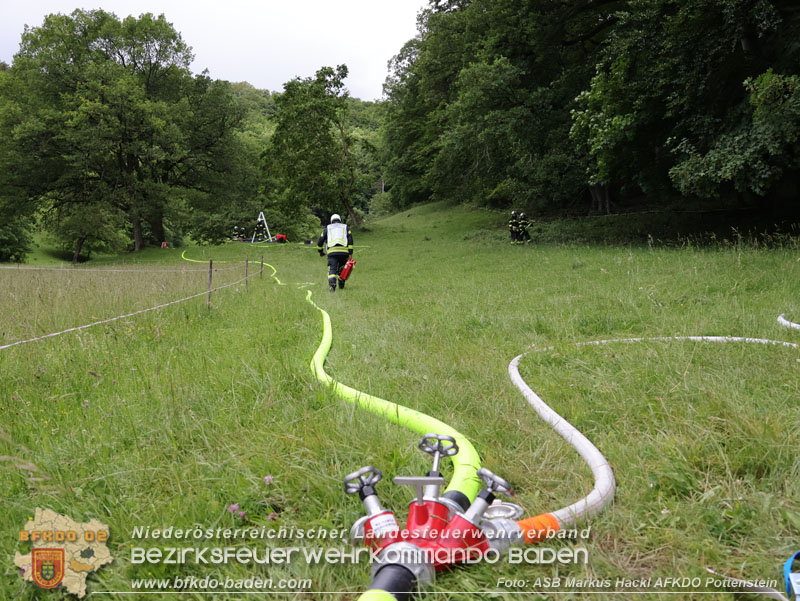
317;214;353;292
508;211;519;242
518;212;531;242
254;222;267;241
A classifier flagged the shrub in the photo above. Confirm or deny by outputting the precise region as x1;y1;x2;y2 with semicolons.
0;219;32;262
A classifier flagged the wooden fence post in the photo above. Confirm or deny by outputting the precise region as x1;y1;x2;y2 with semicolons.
207;259;213;309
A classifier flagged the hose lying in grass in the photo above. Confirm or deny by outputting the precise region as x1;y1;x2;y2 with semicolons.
508;333;798;568
304;258;798;597
508;351;615;537
779;314;800;331
305;288;483;502
284;254;797;599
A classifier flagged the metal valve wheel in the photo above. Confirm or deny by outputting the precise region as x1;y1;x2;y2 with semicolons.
477;467;513;496
344;466;383;495
418;433;459;458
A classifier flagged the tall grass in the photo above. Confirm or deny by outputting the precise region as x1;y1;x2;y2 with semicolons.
1;203;798;600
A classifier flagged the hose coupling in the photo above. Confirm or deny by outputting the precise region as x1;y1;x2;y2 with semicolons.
371;541;435;590
481;517;524;555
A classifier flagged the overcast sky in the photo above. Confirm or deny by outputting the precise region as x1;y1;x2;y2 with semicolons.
1;1;427;101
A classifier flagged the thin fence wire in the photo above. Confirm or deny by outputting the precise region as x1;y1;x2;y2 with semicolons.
0;264;240;273
0;271;258;352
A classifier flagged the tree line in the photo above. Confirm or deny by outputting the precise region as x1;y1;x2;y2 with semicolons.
381;0;800;217
1;2;798;262
0;9;382;262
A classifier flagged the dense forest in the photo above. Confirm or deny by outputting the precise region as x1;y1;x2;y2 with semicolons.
1;1;799;261
384;0;800;215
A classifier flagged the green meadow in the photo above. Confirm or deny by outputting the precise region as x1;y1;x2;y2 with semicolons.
1;203;798;600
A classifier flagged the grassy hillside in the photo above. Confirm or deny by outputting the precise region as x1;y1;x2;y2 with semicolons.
1;203;798;600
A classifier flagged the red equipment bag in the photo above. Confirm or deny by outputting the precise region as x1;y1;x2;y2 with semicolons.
275;234;287;243
340;257;356;281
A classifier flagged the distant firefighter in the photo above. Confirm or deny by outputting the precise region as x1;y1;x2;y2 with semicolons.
254;221;267;241
508;211;519;243
517;213;532;243
317;214;353;292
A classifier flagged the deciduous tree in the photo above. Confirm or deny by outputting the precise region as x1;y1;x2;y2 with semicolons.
265;65;363;225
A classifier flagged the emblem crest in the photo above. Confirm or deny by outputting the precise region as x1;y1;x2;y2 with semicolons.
32;548;65;589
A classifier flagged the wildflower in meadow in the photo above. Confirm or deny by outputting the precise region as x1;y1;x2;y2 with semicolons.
227;503;239;513
264;475;274;485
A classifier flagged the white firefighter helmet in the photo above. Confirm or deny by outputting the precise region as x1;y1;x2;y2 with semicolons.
330;214;342;223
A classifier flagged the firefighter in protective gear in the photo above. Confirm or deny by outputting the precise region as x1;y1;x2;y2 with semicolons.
254;221;267;241
317;214;353;292
518;212;532;242
508;211;519;242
